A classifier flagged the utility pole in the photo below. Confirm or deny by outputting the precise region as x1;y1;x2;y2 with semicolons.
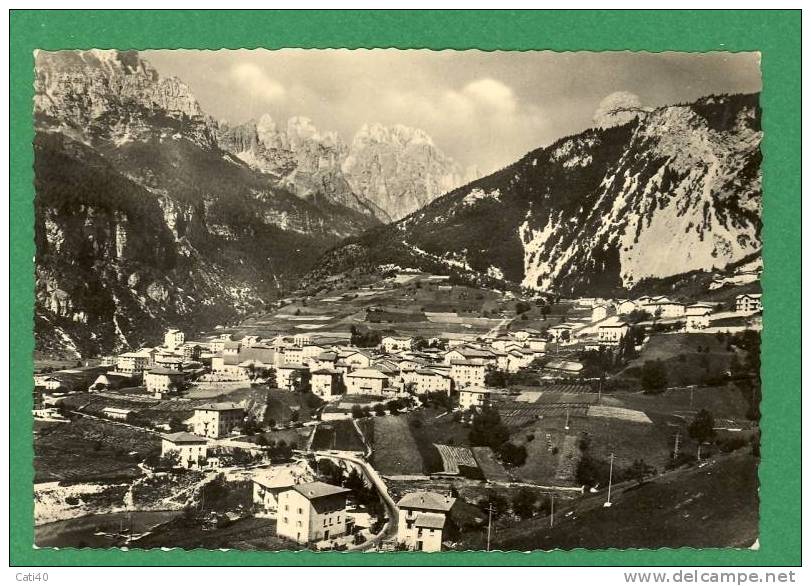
486;503;494;552
604;452;615;508
549;494;555;528
673;432;681;459
598;377;603;405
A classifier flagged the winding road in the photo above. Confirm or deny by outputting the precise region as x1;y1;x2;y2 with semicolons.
312;450;399;551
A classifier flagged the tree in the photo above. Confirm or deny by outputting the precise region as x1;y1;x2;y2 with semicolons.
374;403;387;417
351;405;364;419
640;360;668;393
688;409;716;444
168;416;187;432
512;488;538;519
484;370;508;388
477;490;509;519
515;301;531;315
318;458;345;486
469;406;509;450
499;442;527;467
625;459;656;485
158;450;181;471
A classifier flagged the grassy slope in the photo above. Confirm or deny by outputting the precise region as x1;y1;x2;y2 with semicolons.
461;451;759;551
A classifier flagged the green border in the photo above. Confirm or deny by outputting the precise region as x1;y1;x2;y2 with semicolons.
9;9;801;567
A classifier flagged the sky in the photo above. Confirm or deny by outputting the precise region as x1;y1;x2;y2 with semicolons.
143;49;761;174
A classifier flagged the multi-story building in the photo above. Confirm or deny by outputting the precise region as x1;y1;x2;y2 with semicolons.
397;491;456;553
191;403;245;439
276;364;309;391
145;367;185;399
736;293;762;313
116;351;150;375
310;368;343;399
161;432;207;468
381;336;413;354
276;481;350;545
449;359;486;389
163;328;185;350
412;369;453;395
598;320;630;345
344;368;390;395
458;386;499;411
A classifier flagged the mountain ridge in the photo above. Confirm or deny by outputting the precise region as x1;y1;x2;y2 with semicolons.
304;93;762;298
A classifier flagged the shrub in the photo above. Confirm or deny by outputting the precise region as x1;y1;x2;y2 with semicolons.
499;442;528;467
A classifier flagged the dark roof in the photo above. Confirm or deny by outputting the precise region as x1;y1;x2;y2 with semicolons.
162;432;207;443
292;481;350;500
195;402;243;412
398;492;456;512
414;513;447;529
148;367;183;376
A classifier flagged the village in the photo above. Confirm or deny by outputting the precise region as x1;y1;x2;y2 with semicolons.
33;271;763;551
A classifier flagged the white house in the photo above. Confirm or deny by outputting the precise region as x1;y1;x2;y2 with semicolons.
161;432;207;468
277;364;310;391
598;320;630;345
686;314;710;332
344;368;390;396
144;367;185;398
343;350;373;371
101;407;132;421
252;462;315;515
616;299;638;315
591;304;614;322
412;370;453;395
381;336;413;353
458;386;500;410
397;491;456;553
684;302;714;316
191;402;244;439
293;333;311;347
163;328;185;350
310;369;343;399
116;351;150;375
276;481;350;545
450;359;486;389
736;293;762;313
547;324;574;342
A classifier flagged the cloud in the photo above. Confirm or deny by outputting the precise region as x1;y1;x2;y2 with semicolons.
593;91;645;128
379;77;546;173
230;63;285;103
460;78;517;114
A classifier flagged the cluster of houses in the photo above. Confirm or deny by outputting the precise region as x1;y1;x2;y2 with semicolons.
249;459;456;551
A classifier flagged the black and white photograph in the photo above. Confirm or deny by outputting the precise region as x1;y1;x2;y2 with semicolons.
32;48;763;552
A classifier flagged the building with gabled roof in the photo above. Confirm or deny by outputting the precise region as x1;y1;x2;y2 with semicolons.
276;481;350;545
345;368;390;396
161;432;207;468
252;462;316;515
397;491;456;552
191;402;244;438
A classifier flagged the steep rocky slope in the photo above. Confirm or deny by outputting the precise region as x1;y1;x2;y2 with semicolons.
218;117;469;222
33;50;374;356
306;94;762;297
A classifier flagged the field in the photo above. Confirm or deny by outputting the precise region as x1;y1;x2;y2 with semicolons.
369;415;424;475
625;332;737;387
311;419;367;452
34;418;160;482
460;452;759;550
201;273;524;345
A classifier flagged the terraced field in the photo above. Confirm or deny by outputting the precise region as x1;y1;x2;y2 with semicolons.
370;416;424;475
